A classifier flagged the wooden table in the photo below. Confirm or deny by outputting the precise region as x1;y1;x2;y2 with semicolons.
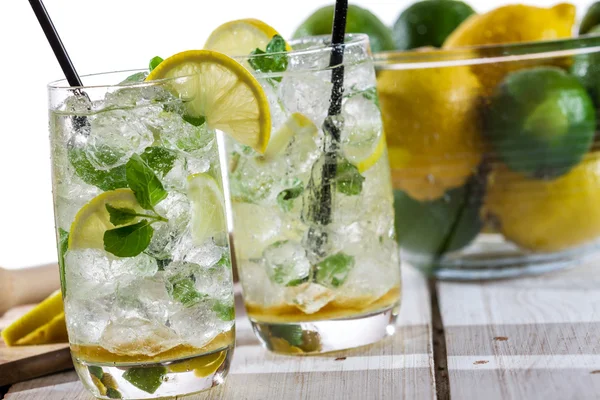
1;263;599;400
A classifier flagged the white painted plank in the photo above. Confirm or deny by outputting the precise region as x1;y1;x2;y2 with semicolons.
438;260;600;400
5;266;435;400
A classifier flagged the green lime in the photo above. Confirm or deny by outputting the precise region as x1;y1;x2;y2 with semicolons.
571;25;600;106
293;5;395;53
393;0;475;50
393;182;482;257
486;67;596;179
580;2;600;34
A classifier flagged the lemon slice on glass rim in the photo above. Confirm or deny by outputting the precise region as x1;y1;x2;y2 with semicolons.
147;50;271;153
204;18;292;56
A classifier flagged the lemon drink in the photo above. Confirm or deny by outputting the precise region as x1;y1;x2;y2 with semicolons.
375;2;600;279
49;51;268;398
205;20;401;353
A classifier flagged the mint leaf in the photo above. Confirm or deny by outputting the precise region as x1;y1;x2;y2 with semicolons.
122;367;166;394
169;276;205;308
119;72;148;85
106;388;122;399
57;228;69;296
286;276;309;287
68;148;128;191
140;147;176;177
277;180;304;212
105;204;138;226
270;325;303;347
315;252;355;288
336;160;365;196
215;253;231;269
149;56;164;72
88;366;103;380
126;154;168;210
182;114;206;127
249;35;288;82
104;221;154;258
213;301;235;321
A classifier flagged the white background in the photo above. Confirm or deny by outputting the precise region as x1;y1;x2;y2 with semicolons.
0;0;591;268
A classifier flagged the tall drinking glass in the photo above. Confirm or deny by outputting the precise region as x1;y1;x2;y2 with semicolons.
49;71;235;399
225;34;401;354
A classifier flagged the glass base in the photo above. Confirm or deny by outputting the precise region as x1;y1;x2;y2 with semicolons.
73;346;234;399
250;304;400;354
406;234;600;281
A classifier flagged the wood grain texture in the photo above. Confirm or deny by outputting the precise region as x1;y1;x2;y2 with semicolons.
438;261;600;400
5;266;435;400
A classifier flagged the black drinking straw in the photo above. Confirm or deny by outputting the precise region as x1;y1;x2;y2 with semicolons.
307;0;348;260
28;0;83;87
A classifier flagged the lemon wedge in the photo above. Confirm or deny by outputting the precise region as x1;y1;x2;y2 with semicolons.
147;50;271;153
205;18;291;56
1;290;67;346
188;173;227;244
262;113;318;161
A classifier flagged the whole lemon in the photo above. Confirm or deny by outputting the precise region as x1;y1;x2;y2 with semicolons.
444;3;576;93
377;65;484;201
485;152;600;252
444;3;575;48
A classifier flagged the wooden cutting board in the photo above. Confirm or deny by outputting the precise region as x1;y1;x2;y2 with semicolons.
0;306;72;387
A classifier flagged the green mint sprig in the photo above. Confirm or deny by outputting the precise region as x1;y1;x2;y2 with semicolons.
102;155;169;258
314;252;355;288
140;147;176;177
213;301;235;321
277;179;304;212
336;159;365;196
57;228;69;296
249;35;288;83
149;56;164;72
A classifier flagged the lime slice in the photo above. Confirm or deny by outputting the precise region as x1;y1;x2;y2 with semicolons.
188;173;227;244
68;189;143;250
1;290;66;346
262;113;318;161
205;19;291;56
343;126;386;174
146;50;271;153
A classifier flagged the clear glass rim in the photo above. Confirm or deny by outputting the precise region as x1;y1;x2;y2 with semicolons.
375;33;600;70
48;33;370;90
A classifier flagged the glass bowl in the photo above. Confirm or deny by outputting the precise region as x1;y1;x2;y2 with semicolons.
374;35;600;280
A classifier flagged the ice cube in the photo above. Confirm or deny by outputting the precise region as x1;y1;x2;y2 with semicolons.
146;192;192;260
157;111;215;153
237;260;287;307
169;301;234;348
263;240;310;286
65;250;158;292
99;317;180;356
64;294;112;344
279;71;333;128
286;283;335;314
232;203;286;260
171;235;225;267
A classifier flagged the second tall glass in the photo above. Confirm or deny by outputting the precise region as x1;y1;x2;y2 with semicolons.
224;34;402;354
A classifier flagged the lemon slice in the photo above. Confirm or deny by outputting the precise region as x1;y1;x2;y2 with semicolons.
353;132;387;173
146;50;271;153
205;18;291;56
188;173;227;244
168;349;226;377
1;290;67;346
262;113;318;161
68;189;143;250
